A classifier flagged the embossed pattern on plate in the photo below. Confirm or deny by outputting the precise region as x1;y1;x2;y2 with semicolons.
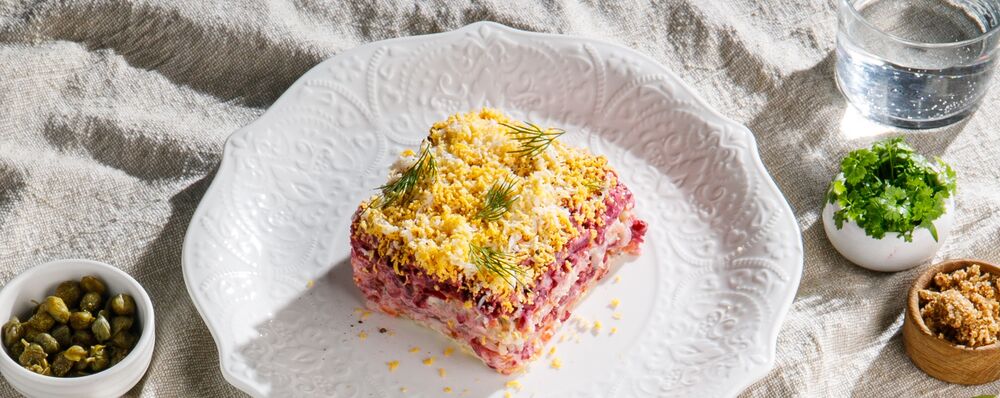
182;22;803;398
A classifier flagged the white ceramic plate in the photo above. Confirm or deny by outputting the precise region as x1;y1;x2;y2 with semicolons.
182;22;803;398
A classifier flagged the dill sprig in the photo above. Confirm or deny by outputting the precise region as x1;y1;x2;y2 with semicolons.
476;178;520;221
583;180;604;192
469;243;527;290
375;144;436;208
500;122;564;158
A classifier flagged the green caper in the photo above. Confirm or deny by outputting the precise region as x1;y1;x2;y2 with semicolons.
79;292;102;313
69;370;90;377
109;294;136;316
72;356;91;372
68;311;94;330
25;311;54;332
88;345;108;372
109;346;129;366
2;317;24;347
23;327;43;342
71;329;94;347
91;314;110;342
110;331;137;349
80;276;106;295
51;325;71;347
110;316;133;336
8;339;25;358
42;296;70;323
24;362;51;375
18;342;46;367
51;352;73;376
33;332;59;354
54;281;82;308
63;345;87;362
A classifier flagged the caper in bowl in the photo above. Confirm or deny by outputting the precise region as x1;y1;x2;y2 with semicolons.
0;259;155;398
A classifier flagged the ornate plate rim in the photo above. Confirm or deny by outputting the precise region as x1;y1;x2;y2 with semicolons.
181;21;803;397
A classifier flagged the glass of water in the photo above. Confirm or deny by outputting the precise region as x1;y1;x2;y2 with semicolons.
836;0;1000;129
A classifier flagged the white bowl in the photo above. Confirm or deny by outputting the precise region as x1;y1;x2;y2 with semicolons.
822;198;955;272
0;259;155;398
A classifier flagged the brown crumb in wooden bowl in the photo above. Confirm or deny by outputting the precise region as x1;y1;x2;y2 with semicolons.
918;264;1000;347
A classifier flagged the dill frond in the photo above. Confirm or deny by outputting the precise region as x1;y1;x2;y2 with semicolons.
476;177;520;221
376;143;436;208
501;122;564;158
469;243;527;290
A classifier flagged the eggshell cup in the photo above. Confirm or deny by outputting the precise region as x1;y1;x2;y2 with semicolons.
822;198;954;272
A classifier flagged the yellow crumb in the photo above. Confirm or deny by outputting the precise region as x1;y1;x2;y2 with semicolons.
423;357;435;366
306;279;315;289
444;387;453;393
609;298;620;309
610;327;618;335
504;393;512;398
444;347;455;357
360;310;372;320
463;300;474;309
354;307;364;313
592;320;602;333
387;360;399;371
400;387;407;393
547;346;556;357
409;346;420;353
438;368;447;378
505;380;522;390
550;357;562;369
447;319;455;329
358;331;367;340
388;330;396;336
613;275;621;284
612;312;622;320
558;334;566;343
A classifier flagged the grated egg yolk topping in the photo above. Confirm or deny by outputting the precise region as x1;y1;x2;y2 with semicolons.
358;109;614;309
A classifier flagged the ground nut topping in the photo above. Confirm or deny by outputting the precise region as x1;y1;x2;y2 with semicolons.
918;264;1000;347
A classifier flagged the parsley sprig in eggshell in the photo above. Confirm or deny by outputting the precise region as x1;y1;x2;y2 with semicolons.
827;137;956;242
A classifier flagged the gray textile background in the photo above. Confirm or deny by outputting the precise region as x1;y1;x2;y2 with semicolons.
1;0;998;396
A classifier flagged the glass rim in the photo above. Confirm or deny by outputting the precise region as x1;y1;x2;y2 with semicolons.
842;0;1000;48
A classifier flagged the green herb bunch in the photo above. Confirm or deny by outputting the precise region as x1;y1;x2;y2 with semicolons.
827;137;956;242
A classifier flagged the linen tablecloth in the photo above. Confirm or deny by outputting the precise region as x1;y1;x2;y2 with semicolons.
2;0;999;396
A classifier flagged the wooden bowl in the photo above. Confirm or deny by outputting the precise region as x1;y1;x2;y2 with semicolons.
904;258;1000;385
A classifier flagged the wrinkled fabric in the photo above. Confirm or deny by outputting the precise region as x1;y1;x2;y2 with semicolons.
1;0;998;396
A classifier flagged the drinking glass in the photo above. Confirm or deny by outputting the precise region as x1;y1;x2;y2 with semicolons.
836;0;1000;129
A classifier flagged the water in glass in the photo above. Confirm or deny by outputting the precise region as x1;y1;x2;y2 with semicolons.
837;0;1000;129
